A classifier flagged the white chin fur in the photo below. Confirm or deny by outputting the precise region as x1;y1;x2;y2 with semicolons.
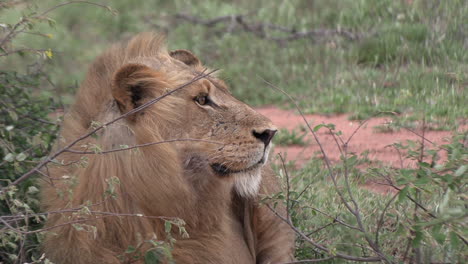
234;170;262;198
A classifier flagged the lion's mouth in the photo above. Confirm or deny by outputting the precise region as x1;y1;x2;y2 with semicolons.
211;157;265;176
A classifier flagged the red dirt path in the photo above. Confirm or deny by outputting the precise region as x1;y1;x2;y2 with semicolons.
257;106;459;167
256;106;465;193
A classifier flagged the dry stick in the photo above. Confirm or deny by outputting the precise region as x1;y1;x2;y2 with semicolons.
401;125;449;152
37;1;114;17
375;191;399;247
305;222;335;237
283;257;334;264
65;138;222;155
278;153;292;223
326;127;344;157
345;111;397;147
390;144;405;168
0;69;218;194
266;205;381;262
303;206;360;231
261;78;390;262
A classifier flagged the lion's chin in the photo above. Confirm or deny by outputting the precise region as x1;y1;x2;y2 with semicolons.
233;169;262;198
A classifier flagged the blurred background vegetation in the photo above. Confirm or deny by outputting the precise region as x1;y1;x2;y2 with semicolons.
1;0;467;263
2;0;467;125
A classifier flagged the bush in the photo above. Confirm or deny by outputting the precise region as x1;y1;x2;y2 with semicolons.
267;122;467;263
0;71;59;262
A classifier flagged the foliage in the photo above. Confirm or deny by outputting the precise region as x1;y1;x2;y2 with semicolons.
0;71;59;262
269;127;467;262
273;127;308;146
0;2;62;262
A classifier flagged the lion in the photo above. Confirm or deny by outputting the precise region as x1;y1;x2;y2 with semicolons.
40;32;295;264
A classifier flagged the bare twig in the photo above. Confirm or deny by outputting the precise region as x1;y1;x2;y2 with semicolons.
283;257;334;264
304;206;360;231
65;138;222;155
305;222;335;237
375;192;398;246
37;1;114;17
278;153;291;223
345;111;397;147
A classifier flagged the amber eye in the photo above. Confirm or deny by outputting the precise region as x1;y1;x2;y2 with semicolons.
195;94;208;105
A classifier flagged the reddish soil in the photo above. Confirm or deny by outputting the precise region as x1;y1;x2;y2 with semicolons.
256;106;465;194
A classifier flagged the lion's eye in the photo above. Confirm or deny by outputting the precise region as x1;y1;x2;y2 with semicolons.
195;94;209;105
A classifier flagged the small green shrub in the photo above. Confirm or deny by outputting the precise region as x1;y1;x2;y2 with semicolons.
269;128;467;263
274;127;308;146
0;71;59;262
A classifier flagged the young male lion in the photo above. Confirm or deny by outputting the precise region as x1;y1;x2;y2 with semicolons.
41;32;294;263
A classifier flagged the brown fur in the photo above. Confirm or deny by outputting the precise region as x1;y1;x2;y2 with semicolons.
41;32;294;264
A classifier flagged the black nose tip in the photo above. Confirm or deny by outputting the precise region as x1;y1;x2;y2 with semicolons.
252;129;277;146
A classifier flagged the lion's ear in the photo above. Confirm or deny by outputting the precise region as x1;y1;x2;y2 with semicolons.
169;49;201;67
112;63;163;117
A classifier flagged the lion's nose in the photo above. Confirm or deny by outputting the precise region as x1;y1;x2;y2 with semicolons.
252;129;277;147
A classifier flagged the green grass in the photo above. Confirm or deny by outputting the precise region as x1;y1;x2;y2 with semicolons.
273;127;308;146
1;0;466;127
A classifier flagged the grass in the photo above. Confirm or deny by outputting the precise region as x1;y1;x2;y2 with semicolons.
273;127;308;146
1;0;466;127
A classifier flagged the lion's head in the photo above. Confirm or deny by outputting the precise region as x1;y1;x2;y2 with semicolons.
106;34;276;197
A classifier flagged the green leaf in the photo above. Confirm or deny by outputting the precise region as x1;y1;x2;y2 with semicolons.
313;124;326;132
16;152;27;161
347;155;358;166
412;230;424;247
7;110;18;121
454;165;466;177
125;245;136;254
431;224;446;245
164;221;172;233
27;186;39;194
449;231;460;249
414;176;430;185
144;250;161;264
398;186;409;203
3;153;15;162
